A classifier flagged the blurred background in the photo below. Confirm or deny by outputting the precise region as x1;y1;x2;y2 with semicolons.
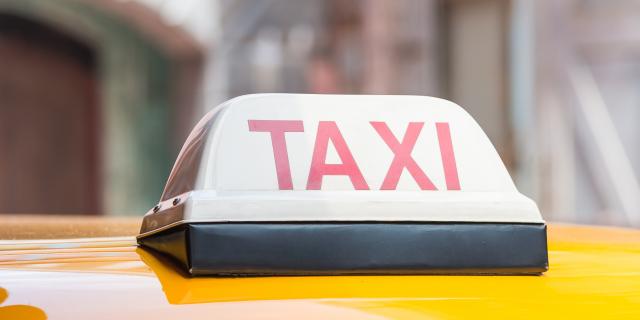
0;0;638;228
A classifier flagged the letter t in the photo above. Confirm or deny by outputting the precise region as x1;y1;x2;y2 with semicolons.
248;120;304;190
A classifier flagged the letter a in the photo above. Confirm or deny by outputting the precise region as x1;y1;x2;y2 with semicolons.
307;121;369;190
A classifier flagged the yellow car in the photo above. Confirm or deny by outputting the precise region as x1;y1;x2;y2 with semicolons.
1;222;640;319
2;94;639;319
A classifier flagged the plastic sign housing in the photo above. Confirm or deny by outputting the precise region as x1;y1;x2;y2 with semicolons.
138;94;548;276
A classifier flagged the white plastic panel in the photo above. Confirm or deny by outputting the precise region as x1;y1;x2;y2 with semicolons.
202;94;515;192
142;94;542;236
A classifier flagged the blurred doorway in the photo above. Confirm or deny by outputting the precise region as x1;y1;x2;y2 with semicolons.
0;14;100;214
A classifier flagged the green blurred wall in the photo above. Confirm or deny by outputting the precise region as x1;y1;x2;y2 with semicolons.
0;0;173;215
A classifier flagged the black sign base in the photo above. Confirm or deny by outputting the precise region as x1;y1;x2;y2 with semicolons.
138;222;548;276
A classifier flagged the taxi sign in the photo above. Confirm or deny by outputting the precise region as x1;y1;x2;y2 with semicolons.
138;94;548;276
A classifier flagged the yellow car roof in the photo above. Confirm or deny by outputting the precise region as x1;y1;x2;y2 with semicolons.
1;223;639;319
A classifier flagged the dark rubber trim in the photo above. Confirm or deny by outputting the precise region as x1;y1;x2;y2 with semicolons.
139;222;548;276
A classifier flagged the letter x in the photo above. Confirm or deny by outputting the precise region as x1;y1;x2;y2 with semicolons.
371;122;437;190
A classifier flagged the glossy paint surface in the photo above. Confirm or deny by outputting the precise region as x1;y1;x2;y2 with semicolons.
1;224;640;319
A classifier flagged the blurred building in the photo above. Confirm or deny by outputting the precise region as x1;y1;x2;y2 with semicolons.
0;0;638;227
535;0;640;226
0;0;205;215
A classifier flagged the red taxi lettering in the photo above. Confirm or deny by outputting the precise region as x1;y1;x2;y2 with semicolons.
307;121;369;190
436;122;460;190
371;122;436;190
248;120;304;190
248;120;460;190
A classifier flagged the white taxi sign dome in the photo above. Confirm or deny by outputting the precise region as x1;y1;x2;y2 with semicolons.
138;94;547;276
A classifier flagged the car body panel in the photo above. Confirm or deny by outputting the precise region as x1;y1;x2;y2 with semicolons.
1;224;640;319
